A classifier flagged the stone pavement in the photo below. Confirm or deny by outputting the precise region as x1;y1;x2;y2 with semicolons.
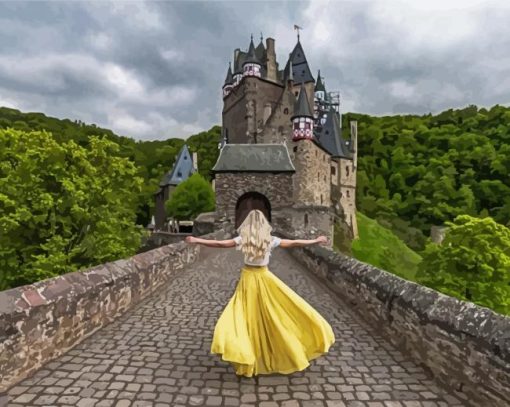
5;246;467;407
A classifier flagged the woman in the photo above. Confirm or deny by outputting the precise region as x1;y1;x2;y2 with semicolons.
185;209;335;377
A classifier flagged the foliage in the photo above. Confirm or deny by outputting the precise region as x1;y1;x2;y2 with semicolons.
342;104;510;251
0;107;221;227
165;173;215;221
349;212;422;280
416;215;510;315
0;129;144;290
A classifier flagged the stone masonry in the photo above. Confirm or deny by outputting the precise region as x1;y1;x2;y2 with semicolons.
214;172;294;221
0;232;225;393
281;235;510;407
3;243;474;407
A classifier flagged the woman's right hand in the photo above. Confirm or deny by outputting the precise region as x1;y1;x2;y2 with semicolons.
185;236;197;244
316;236;328;245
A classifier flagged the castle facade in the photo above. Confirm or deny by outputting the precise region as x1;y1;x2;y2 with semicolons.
212;34;358;241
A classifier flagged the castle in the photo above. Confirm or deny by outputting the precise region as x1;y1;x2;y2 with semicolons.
211;33;359;241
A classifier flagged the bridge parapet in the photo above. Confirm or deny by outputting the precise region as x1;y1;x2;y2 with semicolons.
0;230;225;392
280;233;510;407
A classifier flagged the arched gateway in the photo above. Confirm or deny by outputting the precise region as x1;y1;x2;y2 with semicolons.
235;192;271;229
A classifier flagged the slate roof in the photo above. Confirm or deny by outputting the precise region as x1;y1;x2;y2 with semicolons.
315;70;325;92
212;144;295;172
244;37;261;65
255;40;266;63
315;108;353;159
283;40;315;84
160;144;196;186
224;63;233;86
291;83;313;119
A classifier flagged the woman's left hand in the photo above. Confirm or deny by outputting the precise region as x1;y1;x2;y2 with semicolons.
316;236;328;245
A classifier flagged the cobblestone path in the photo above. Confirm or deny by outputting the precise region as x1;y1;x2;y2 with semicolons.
6;246;467;407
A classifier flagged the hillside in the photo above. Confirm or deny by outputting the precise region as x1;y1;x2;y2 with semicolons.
2;103;509;247
348;212;422;281
341;104;510;251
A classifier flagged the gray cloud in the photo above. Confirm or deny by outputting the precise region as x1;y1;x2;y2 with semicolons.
0;0;509;140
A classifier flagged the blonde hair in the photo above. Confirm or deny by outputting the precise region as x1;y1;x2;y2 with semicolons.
236;209;272;261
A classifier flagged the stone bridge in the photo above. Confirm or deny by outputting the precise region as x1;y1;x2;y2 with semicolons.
0;231;509;407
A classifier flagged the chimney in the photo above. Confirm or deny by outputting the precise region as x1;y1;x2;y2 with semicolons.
192;152;198;172
234;48;240;70
265;37;277;82
350;121;357;171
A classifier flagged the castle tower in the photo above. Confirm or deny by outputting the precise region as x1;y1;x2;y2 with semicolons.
290;83;330;207
222;62;234;98
317;107;358;238
291;83;314;141
243;35;262;78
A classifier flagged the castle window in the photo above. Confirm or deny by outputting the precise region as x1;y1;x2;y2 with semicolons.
304;213;308;227
346;165;350;176
331;166;336;175
324;175;326;182
347;190;350;198
293;146;298;153
295;91;298;96
284;108;289;114
321;195;323;205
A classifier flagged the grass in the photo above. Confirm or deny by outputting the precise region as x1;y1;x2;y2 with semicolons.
335;212;422;281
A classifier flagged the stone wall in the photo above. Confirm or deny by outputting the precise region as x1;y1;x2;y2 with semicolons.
0;231;225;392
214;172;294;220
280;238;510;407
273;205;334;245
138;232;191;253
291;141;331;206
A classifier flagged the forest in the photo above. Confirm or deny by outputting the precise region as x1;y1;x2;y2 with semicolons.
1;105;509;314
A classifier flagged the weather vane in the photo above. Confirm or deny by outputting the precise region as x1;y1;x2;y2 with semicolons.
293;24;303;40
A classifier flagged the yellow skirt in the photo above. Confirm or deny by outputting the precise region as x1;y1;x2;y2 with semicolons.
210;264;335;377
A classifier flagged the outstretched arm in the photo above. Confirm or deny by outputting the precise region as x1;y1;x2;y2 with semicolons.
185;236;236;248
279;235;329;248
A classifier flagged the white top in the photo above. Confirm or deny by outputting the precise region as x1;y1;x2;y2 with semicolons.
233;235;282;266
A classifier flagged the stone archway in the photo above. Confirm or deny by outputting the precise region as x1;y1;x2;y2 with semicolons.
235;192;271;229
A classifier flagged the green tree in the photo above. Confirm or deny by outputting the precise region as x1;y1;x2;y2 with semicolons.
165;173;215;221
0;129;144;290
416;215;510;315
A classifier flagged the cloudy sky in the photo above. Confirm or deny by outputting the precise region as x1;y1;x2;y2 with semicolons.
1;0;509;140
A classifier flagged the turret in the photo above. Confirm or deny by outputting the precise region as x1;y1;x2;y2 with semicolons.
242;35;262;78
315;70;326;100
222;62;234;98
290;83;314;141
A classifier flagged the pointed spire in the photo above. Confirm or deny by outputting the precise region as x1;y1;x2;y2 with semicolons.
315;70;325;92
260;32;263;42
292;83;313;119
223;62;233;86
244;34;260;65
